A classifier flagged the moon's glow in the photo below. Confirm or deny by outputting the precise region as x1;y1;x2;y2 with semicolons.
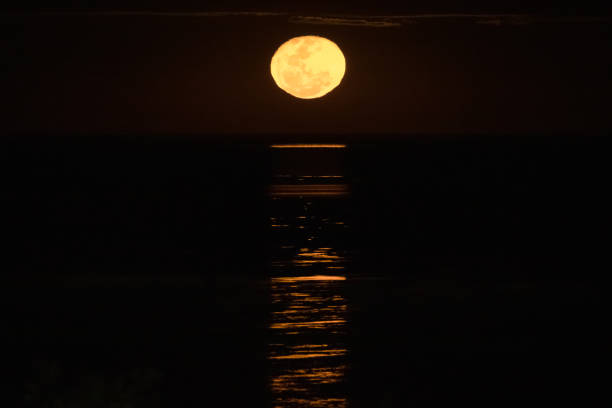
270;36;346;99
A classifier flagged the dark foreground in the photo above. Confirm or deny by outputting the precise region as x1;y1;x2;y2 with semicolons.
4;134;607;406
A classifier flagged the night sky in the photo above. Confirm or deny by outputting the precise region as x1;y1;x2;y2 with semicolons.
4;4;610;407
2;2;611;136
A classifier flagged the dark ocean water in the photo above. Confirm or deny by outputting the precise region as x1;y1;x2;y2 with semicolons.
4;135;607;406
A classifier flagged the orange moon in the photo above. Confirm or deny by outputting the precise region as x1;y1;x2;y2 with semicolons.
270;36;346;99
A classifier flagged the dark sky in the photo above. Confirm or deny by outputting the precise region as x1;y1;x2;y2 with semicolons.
3;1;612;14
2;2;611;136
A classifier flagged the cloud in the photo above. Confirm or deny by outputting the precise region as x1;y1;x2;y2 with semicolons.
6;11;288;17
3;11;609;27
371;14;612;26
290;14;612;27
289;16;401;28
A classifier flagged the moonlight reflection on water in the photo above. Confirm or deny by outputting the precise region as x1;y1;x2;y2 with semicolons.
267;167;350;408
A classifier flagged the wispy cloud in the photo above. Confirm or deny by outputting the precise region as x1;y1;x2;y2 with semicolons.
7;10;288;17
2;11;610;27
289;16;401;28
295;14;612;27
385;14;612;25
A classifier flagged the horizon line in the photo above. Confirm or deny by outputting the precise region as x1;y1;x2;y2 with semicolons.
270;144;347;149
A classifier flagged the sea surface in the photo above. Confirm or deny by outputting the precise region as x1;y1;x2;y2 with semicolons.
5;137;606;406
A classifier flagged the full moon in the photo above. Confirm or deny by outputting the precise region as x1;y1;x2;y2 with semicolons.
270;36;346;99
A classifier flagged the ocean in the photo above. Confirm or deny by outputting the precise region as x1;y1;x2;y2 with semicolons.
5;134;606;406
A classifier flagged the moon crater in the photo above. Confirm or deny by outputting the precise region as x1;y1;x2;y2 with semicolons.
270;36;346;99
